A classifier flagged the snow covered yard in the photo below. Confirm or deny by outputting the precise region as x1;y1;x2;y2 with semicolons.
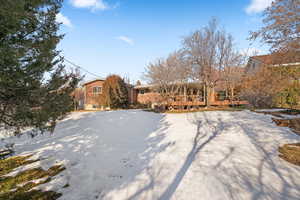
2;110;300;200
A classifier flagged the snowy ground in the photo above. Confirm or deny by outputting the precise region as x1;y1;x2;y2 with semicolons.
2;110;300;200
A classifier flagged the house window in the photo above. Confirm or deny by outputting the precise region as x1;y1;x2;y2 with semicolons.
217;91;227;101
139;89;145;94
93;86;102;95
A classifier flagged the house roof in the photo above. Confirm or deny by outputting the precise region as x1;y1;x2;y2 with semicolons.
134;84;156;89
251;52;300;66
251;55;274;65
83;78;105;86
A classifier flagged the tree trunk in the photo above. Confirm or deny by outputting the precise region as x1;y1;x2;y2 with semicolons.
184;85;187;102
231;88;234;99
205;83;211;108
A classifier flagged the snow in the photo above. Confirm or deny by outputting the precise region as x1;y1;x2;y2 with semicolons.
254;108;300;119
279;113;300;119
1;110;300;200
255;109;288;112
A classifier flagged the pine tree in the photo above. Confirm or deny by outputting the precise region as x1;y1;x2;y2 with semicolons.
103;75;129;109
0;0;80;135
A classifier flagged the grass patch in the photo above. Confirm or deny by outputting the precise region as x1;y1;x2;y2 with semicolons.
278;143;300;166
0;155;39;176
0;188;62;200
0;155;65;200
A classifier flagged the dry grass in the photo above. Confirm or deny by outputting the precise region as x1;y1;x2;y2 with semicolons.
272;118;300;135
271;116;300;166
254;109;300;166
0;155;65;200
278;143;300;166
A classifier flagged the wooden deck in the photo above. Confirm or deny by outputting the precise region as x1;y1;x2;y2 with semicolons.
168;100;248;107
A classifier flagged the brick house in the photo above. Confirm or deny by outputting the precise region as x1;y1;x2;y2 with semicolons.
246;53;300;73
83;79;105;110
76;78;136;110
246;52;300;107
133;82;248;110
76;78;247;110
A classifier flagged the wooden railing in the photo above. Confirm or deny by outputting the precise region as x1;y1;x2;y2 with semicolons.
168;100;248;106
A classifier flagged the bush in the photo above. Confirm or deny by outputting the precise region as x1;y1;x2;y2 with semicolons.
278;84;300;109
240;67;284;108
102;75;129;109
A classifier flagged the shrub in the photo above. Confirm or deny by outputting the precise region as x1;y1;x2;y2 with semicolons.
102;75;129;109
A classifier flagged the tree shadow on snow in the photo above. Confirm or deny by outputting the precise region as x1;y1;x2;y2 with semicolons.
185;111;300;200
226;111;300;200
15;110;175;199
155;112;228;200
122;112;230;200
13;110;300;200
128;111;300;200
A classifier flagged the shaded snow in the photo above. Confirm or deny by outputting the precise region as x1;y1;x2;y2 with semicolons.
2;110;300;200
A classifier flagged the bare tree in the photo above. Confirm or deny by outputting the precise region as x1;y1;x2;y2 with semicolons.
182;18;242;107
250;0;300;56
247;0;300;108
143;50;192;103
223;66;245;102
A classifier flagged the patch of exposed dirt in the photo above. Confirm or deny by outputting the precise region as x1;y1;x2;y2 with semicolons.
272;118;300;135
271;117;300;166
278;143;300;166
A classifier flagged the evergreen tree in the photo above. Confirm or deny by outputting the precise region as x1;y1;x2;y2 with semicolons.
103;75;129;109
0;0;80;135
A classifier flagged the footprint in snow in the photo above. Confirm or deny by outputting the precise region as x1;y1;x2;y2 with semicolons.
121;158;133;168
108;174;123;179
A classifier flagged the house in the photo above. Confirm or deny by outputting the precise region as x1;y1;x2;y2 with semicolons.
246;52;300;107
75;76;248;111
82;78;105;110
75;78;137;110
246;52;300;73
133;82;248;110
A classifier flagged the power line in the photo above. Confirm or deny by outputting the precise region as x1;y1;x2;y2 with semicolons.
64;58;103;79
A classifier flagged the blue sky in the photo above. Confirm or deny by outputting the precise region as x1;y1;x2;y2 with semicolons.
56;0;273;82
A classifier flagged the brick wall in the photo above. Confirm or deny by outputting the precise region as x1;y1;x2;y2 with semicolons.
136;92;163;104
84;80;105;109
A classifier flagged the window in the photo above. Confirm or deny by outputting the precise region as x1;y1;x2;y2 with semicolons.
217;91;227;101
93;86;102;95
